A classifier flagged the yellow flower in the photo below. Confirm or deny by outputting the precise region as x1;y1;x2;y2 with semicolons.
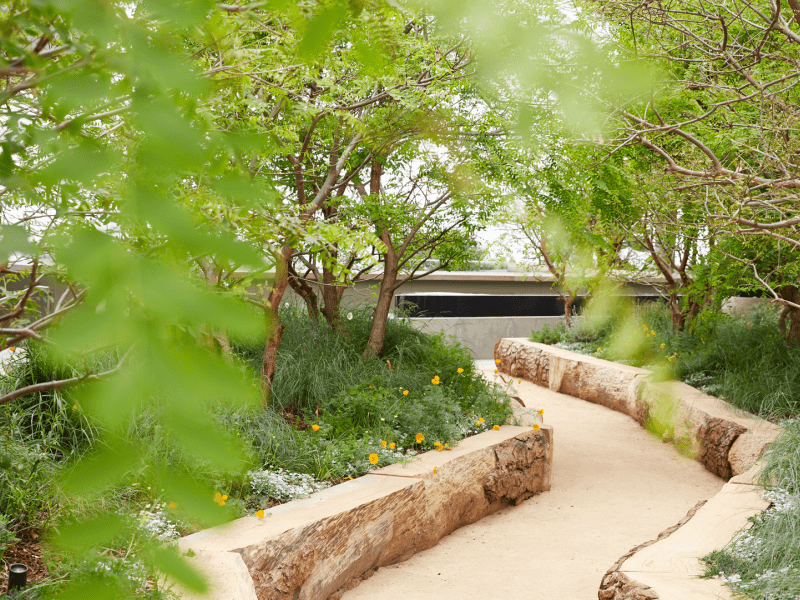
494;369;498;373
457;367;464;374
403;390;409;396
312;424;320;432
434;441;443;451
646;333;650;337
169;501;177;509
493;424;500;430
72;404;78;411
642;324;648;330
495;359;501;364
444;443;450;450
651;330;655;336
538;409;543;416
431;376;440;385
518;380;521;384
214;492;228;506
256;510;265;519
415;433;425;443
533;423;540;431
389;442;395;450
433;467;438;475
369;453;379;465
597;347;602;352
479;417;485;423
381;440;387;447
660;343;665;349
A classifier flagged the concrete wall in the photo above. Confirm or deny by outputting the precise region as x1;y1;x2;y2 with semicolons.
409;316;567;359
282;270;663;311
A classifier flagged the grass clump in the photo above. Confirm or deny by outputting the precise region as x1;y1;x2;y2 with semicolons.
530;302;800;419
1;307;512;597
228;306;513;480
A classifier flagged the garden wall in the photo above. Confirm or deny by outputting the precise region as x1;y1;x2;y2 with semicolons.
177;424;551;600
494;338;780;600
494;338;779;479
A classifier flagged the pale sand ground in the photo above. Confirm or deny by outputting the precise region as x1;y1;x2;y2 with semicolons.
342;373;725;600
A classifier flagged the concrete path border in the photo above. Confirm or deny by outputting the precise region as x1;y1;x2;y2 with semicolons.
495;338;779;600
177;423;551;600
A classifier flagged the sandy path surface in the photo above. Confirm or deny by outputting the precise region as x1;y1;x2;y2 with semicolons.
342;374;725;600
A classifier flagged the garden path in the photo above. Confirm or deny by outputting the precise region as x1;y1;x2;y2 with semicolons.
341;367;725;600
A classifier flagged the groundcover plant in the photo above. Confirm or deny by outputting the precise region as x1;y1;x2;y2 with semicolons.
0;307;513;597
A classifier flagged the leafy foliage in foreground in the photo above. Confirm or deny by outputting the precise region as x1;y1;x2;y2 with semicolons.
1;311;512;595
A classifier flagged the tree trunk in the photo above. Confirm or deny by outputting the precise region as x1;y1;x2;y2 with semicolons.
560;295;575;328
320;260;346;329
261;245;292;404
199;261;233;358
363;228;397;359
779;286;800;346
287;262;319;324
668;292;685;333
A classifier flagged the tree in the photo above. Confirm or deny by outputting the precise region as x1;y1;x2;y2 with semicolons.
586;0;800;337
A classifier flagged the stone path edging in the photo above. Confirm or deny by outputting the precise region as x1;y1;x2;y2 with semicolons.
494;338;778;600
176;424;552;600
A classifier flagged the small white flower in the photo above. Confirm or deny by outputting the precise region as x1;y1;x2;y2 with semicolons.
284;302;289;307
388;313;395;320
347;312;353;320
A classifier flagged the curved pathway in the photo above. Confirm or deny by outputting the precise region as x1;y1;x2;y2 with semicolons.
342;372;725;600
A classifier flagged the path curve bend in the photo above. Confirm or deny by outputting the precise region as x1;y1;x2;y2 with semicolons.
341;375;725;600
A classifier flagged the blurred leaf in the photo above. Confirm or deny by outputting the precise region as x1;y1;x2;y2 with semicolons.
298;3;348;61
150;466;231;527
51;513;129;552
38;145;117;186
61;442;141;495
145;544;208;592
51;578;127;600
0;224;39;262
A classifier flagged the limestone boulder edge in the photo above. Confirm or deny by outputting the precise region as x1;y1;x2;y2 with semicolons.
494;338;779;600
176;425;552;600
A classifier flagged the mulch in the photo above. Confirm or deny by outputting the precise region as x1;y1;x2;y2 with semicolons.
1;529;49;591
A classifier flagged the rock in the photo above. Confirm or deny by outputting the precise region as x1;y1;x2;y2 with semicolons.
178;426;552;600
484;433;551;505
599;571;659;600
495;338;779;481
697;418;747;479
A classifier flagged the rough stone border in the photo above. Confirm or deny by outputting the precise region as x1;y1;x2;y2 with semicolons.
494;338;779;478
176;424;551;600
494;338;779;600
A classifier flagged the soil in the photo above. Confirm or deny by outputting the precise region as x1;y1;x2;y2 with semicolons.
1;528;49;590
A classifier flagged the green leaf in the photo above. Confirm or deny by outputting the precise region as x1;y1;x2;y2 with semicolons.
61;442;141;496
146;544;208;592
297;3;348;61
50;578;127;600
0;225;39;262
51;513;130;552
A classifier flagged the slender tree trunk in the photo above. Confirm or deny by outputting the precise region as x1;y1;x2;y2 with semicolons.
562;295;575;328
287;262;319;324
320;262;346;329
261;245;292;404
669;292;685;333
364;228;397;358
779;286;800;346
199;261;233;358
